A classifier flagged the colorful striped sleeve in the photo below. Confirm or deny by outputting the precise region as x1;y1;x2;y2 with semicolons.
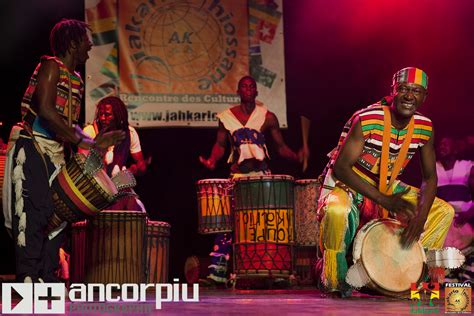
413;114;433;146
358;107;385;139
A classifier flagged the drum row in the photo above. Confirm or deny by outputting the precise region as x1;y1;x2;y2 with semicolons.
196;176;435;294
1;152;171;285
196;175;321;280
70;211;171;284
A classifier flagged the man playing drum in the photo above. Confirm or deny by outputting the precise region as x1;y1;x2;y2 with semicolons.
3;19;124;283
199;75;309;285
199;75;308;176
79;96;151;211
318;67;454;297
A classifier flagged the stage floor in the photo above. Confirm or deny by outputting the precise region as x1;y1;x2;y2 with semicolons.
152;289;414;315
3;286;468;315
151;288;470;315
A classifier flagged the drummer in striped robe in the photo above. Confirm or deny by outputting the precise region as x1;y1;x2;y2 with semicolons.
317;67;454;297
2;19;124;283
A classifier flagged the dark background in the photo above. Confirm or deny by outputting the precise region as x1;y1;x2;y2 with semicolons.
1;0;473;279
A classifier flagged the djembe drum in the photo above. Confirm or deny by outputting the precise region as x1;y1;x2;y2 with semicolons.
196;179;233;234
48;153;118;231
294;179;321;284
85;211;146;284
346;219;426;297
144;220;171;283
184;256;211;284
233;175;295;278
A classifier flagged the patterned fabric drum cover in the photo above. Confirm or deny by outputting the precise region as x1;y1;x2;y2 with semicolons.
196;179;233;234
49;153;118;231
85;211;146;284
295;245;318;285
144;220;171;283
233;175;295;277
70;220;87;283
347;219;426;296
294;179;320;246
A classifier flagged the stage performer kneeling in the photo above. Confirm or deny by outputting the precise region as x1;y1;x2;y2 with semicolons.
317;67;454;297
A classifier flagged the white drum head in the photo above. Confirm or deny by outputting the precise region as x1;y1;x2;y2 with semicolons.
94;169;119;196
360;219;425;293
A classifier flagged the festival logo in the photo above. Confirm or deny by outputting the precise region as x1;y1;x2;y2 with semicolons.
445;282;471;314
410;282;441;314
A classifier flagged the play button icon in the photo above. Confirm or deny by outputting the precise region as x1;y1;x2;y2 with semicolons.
1;283;33;314
10;286;25;310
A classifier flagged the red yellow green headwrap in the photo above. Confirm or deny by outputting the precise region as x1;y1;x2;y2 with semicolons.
392;67;428;90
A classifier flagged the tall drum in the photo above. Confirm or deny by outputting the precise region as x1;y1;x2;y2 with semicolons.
294;179;320;246
294;179;321;283
70;221;87;283
85;211;146;284
233;175;295;278
196;179;233;234
144;220;171;283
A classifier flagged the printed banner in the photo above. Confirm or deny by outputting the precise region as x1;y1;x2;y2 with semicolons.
85;0;287;128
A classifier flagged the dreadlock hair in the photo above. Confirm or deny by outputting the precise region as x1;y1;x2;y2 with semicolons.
49;18;90;57
96;96;129;133
95;96;131;176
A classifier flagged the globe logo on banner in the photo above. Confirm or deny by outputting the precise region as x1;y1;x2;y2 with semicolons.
141;4;223;82
121;0;248;94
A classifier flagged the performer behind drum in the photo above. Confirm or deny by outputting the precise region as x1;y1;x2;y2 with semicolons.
2;19;125;283
79;96;150;211
199;75;308;176
199;75;309;285
317;67;454;297
436;136;474;282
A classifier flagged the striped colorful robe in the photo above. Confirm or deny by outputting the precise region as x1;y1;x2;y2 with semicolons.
318;98;453;293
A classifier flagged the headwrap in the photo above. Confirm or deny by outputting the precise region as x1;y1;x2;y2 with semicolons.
392;67;428;90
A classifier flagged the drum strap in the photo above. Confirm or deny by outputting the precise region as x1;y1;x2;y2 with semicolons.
67;72;73;128
379;106;414;218
63;72;75;160
21;128;50;180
